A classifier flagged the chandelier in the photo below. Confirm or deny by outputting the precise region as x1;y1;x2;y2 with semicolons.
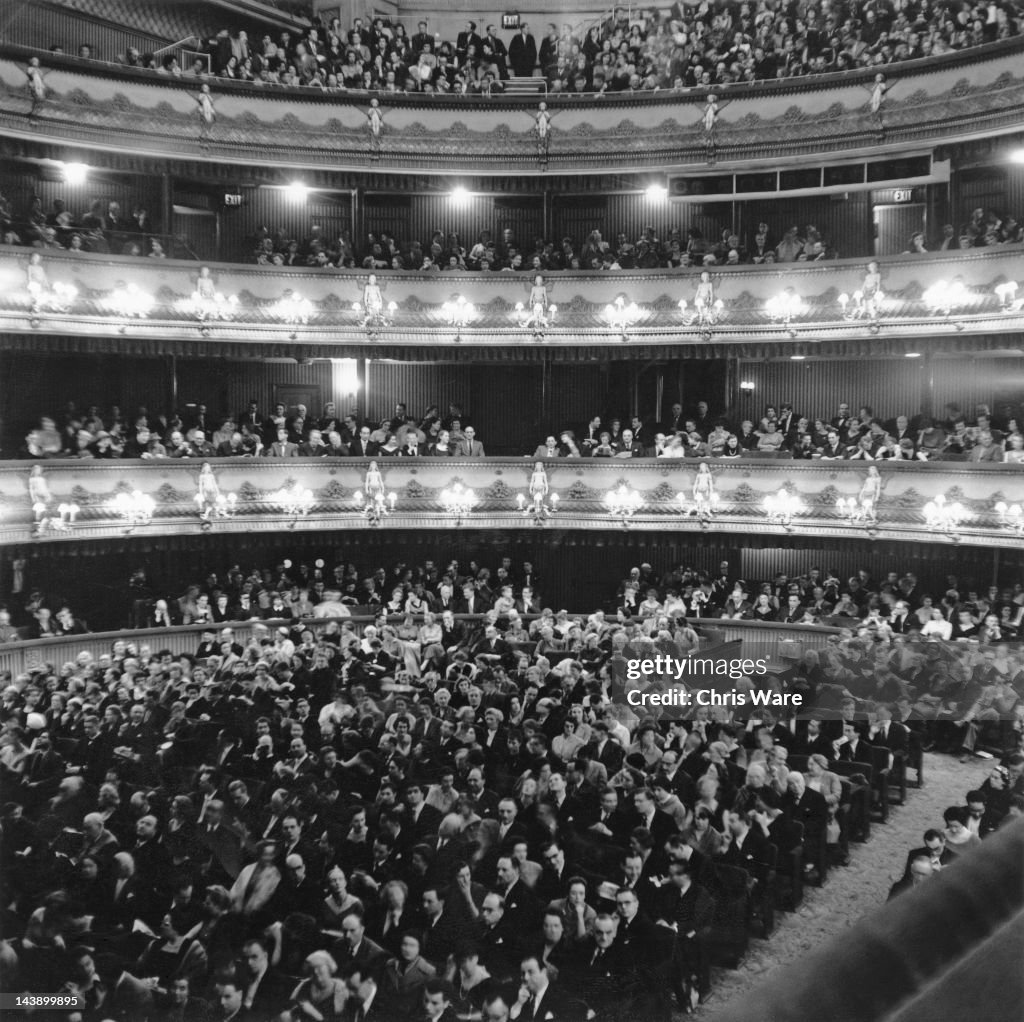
517;490;559;525
764;488;804;527
922;494;965;536
106;283;154;319
352;298;398;333
439;482;478;523
604;296;642;341
33;501;80;536
354;486;397;526
678;273;725;341
765;288;805;336
186;289;239;323
838;289;884;327
514;299;557;340
272;482;314;527
835;495;877;525
28;280;77;315
605;483;643;525
993;501;1024;537
441;295;477;341
272;291;315;326
995;281;1022;312
922;279;970;318
195;491;237;528
110;490;156;532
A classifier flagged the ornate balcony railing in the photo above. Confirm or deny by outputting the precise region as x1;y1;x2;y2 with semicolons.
1;246;1021;359
2;38;1024;171
2;457;1022;548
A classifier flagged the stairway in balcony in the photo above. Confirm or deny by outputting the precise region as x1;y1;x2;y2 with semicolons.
504;75;547;95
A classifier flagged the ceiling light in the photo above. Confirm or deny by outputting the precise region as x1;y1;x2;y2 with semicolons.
285;181;309;202
645;183;668;200
1010;149;1024;164
450;186;470;204
739;380;756;390
905;352;921;358
63;162;89;186
790;354;806;361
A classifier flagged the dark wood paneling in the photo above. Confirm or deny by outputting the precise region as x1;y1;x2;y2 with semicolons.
215;186;353;263
0;166;162;235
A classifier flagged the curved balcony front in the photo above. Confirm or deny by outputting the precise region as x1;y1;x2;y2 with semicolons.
2;246;1022;360
3;457;1022;548
2;39;1024;172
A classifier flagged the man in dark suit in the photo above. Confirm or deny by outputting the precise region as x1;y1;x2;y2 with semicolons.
497;855;542;933
420;886;468;970
888;855;933;900
782;772;828;868
587;724;625;776
615;428;646;458
903;829;955;877
334;911;392;976
263;427;298;458
833;721;871;763
569;915;631;1015
456;20;482;63
655;860;716;1012
472;626;510;668
342;959;401;1022
404;782;443;842
721;810;773;884
612;887;673;1019
239;937;291;1020
511;955;571;1021
507;23;537;77
349;427;380;458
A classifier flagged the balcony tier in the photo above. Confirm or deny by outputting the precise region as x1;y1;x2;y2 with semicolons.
4;457;1022;548
2;39;1024;172
2;246;1022;359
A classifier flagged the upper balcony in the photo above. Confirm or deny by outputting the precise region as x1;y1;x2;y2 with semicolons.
2;244;1021;361
2;37;1024;174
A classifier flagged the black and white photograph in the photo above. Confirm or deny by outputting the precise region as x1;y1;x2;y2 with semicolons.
0;1;1022;1020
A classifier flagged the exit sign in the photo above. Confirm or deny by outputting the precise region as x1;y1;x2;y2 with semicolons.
224;193;243;206
502;13;520;29
893;189;914;202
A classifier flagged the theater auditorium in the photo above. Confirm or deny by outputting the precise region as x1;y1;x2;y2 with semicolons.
0;1;1022;1019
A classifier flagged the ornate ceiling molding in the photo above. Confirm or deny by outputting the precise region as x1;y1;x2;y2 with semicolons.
3;458;1022;548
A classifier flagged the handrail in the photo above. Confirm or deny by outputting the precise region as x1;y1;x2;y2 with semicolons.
152;35;200;58
4;34;1023;108
3;614;1019;679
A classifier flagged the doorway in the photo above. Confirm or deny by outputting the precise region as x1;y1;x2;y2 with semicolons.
874;203;926;256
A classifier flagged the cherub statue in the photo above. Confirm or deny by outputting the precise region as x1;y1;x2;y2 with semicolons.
858;464;882;517
367;98;384;158
692;462;718;518
196;83;215;125
360;273;384;322
364;460;385;499
533;101;554;164
694;270;715;314
195;461;222;522
516;274;555;337
528;461;550;504
868;72;888;117
25;57;48;105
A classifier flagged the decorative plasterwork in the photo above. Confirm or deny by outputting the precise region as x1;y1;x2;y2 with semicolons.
3;459;1022;548
3;248;1022;353
2;38;1024;171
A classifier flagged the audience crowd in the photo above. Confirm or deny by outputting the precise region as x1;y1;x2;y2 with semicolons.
42;0;1024;95
1;548;1023;1021
4;185;1022;268
15;396;1024;464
